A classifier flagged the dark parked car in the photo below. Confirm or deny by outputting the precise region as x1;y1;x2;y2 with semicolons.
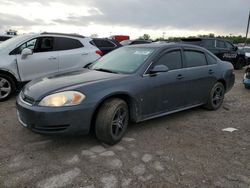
181;38;246;69
16;43;235;145
120;39;152;46
90;38;121;55
0;35;13;43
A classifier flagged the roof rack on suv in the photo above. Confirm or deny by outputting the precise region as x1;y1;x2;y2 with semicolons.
41;32;85;38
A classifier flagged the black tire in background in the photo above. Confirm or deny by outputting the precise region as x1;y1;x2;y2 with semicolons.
204;82;225;110
0;73;16;102
95;98;129;145
234;57;245;70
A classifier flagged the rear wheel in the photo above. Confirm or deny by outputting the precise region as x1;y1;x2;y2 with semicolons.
234;58;245;70
204;82;225;110
95;98;129;145
0;74;16;102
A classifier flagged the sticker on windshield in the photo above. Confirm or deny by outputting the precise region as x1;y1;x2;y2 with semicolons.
134;51;151;55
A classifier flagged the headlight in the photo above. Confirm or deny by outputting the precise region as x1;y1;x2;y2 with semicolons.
39;91;85;107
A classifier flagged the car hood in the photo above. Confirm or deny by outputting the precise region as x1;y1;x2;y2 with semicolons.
23;69;125;100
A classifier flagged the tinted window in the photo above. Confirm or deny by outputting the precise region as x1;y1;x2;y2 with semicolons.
34;37;54;53
206;54;217;65
216;40;226;48
155;50;182;70
184;50;207;67
54;37;83;51
225;42;234;50
202;39;215;48
93;39;115;47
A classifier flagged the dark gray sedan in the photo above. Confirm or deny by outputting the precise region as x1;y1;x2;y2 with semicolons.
16;43;235;145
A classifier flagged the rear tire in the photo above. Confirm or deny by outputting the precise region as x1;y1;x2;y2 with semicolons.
204;82;225;110
234;58;245;70
95;98;129;145
0;74;16;102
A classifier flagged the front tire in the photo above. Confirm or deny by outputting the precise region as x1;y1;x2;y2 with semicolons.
204;82;225;110
0;74;16;102
95;98;129;145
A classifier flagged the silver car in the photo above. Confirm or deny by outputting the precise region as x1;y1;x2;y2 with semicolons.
0;32;101;101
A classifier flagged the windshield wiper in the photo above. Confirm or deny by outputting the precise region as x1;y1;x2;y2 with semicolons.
93;68;118;74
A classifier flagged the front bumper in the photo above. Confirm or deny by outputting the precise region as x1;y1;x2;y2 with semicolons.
16;94;94;135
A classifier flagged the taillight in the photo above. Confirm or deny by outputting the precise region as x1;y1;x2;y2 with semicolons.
96;50;103;56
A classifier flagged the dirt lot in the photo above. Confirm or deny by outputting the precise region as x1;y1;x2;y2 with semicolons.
0;69;249;188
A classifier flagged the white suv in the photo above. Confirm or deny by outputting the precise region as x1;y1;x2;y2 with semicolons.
0;32;102;101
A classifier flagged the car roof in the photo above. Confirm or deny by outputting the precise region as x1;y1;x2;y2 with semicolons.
40;32;85;38
181;37;234;44
125;42;207;50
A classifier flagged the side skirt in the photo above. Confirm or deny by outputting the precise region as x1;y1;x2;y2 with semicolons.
137;103;204;123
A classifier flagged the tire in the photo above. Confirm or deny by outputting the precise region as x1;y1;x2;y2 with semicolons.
234;58;245;70
204;82;225;110
0;74;16;102
244;84;250;89
95;98;129;145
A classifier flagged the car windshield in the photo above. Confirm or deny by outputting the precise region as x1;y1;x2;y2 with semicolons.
90;47;155;74
0;34;33;51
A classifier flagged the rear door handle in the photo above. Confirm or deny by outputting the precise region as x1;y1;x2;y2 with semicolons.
176;74;184;80
209;69;214;74
48;56;57;60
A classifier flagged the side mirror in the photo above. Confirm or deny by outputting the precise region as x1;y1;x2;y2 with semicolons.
150;65;169;75
234;46;238;51
21;48;33;59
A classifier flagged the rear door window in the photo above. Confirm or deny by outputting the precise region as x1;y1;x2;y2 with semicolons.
202;39;215;48
54;37;83;51
216;40;226;48
225;42;234;50
184;50;207;67
155;50;182;70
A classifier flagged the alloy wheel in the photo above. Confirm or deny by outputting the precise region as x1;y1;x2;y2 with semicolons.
212;86;224;107
0;77;11;100
111;107;127;137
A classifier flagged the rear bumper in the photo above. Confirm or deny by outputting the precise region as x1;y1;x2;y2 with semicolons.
16;95;94;135
225;72;235;92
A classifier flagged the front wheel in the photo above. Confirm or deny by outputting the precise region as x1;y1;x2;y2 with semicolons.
0;74;16;102
95;98;129;145
204;82;225;110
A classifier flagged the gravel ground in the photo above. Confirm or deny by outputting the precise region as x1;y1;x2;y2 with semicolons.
0;69;249;188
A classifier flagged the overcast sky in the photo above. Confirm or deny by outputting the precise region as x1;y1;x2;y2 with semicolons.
0;0;249;39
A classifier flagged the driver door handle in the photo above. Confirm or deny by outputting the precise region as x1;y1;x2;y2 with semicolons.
48;56;57;60
176;74;184;80
209;69;214;74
